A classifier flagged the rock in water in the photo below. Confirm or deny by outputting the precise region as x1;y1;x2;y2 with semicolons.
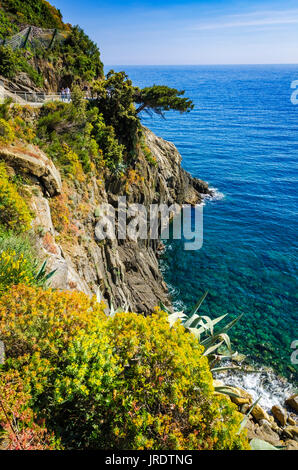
286;395;298;413
271;405;287;427
251;404;271;423
229;386;253;406
284;426;298;438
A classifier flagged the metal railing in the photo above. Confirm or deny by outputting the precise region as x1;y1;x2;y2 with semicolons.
10;91;70;103
0;88;95;106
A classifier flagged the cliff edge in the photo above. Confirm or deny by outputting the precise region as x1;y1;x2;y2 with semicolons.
0;125;210;313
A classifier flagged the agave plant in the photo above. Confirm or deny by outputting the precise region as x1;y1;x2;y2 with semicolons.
250;439;282;450
34;260;56;287
161;291;250;397
163;291;269;444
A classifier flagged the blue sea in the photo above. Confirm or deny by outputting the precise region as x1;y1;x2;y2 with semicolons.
108;65;298;383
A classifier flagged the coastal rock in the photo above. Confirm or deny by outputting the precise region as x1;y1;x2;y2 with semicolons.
240;404;251;415
251;404;271;423
258;418;281;434
288;416;296;426
141;127;210;206
31;194;91;295
31;193;56;234
0;144;62;196
271;405;287;427
245;420;281;447
284;426;298;439
285;439;298;450
285;394;298;413
229;387;253;406
257;422;282;447
24;127;211;314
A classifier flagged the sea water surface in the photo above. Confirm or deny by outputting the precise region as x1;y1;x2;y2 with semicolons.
108;65;298;387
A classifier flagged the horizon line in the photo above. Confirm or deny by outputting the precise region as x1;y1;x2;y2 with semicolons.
105;63;298;67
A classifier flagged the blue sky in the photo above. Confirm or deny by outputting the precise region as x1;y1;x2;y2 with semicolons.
53;0;298;65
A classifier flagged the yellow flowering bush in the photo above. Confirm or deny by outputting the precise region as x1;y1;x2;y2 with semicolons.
58;143;85;182
0;285;249;450
0;118;15;145
0;284;106;359
101;310;249;450
0;163;32;232
12;116;36;143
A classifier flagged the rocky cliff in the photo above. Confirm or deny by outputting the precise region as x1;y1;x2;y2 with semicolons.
1;126;210;314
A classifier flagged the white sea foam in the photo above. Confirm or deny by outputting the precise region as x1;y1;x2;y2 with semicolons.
215;366;296;412
203;187;225;202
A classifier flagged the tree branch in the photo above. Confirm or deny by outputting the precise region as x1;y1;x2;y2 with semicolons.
136;103;147;114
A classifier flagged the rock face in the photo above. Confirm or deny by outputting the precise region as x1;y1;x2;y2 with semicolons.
141;127;209;206
285;440;298;450
8;127;211;313
245;419;281;447
0;75;42;101
286;395;298;413
90;128;210;312
0;144;62;196
284;426;298;438
31;193;91;294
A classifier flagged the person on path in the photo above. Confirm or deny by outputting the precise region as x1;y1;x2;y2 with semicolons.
65;86;71;102
60;87;65;102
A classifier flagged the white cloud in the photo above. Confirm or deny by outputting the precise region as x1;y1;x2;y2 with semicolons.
192;9;298;31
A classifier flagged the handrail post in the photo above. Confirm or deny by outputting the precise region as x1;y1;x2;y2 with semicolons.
23;27;32;48
48;29;57;49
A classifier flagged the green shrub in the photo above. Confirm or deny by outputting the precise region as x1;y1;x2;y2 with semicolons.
70;85;87;118
93;115;124;170
0;286;249;450
0;249;35;294
0;46;18;79
0;10;18;40
0;228;36;261
0;46;43;86
3;0;64;29
97;310;249;450
16;53;44;87
60;25;103;82
36;101;124;173
0;163;32;232
0;229;55;294
140;135;157;166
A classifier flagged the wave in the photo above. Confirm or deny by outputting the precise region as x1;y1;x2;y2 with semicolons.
215;365;295;411
203;187;225;202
